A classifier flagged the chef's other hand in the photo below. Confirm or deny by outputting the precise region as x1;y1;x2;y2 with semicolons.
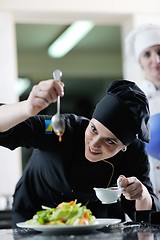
118;175;149;201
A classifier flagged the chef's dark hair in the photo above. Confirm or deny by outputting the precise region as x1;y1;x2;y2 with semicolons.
92;80;150;145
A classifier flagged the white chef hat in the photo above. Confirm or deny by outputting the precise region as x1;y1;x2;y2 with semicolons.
125;24;160;61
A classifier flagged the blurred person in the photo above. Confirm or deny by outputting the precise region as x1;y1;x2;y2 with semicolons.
125;23;160;199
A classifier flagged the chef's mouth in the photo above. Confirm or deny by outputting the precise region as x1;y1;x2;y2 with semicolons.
89;147;101;155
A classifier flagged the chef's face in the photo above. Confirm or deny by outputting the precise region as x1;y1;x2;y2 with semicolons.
85;118;125;162
139;45;160;82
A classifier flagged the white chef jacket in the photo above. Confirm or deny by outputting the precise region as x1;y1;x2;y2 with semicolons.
138;79;160;200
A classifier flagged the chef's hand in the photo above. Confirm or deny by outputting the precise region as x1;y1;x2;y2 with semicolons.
118;175;152;210
27;79;64;116
0;79;65;133
118;175;144;200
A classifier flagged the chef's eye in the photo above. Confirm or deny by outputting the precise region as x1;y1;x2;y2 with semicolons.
143;51;151;58
90;124;97;133
104;138;116;145
157;50;160;56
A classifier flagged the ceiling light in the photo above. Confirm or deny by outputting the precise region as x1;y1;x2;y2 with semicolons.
16;78;31;96
48;20;94;58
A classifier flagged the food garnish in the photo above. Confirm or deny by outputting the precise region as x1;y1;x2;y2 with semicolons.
26;200;96;226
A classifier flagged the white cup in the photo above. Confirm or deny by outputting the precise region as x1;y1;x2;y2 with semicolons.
94;187;122;204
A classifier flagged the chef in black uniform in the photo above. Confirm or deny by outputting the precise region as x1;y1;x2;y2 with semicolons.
0;79;159;226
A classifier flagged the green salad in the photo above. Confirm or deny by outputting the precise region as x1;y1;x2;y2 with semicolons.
26;200;96;226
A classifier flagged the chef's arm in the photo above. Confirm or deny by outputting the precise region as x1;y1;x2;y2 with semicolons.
0;79;64;132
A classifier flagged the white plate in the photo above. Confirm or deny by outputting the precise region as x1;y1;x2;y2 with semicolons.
16;218;121;233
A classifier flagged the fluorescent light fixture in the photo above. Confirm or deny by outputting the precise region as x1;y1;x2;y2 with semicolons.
48;20;94;58
16;78;31;96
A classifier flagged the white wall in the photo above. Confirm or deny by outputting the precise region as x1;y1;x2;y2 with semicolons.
0;12;21;198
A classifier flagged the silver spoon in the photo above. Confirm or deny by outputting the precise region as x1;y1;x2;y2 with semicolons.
51;69;65;141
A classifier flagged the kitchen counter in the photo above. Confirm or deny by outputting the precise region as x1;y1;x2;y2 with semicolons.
1;222;160;240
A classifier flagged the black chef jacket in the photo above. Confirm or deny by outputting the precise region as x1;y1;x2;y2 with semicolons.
0;114;159;226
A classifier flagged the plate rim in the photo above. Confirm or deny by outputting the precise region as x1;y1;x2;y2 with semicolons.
16;218;121;232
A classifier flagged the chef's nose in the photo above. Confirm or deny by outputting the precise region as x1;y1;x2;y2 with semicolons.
92;135;101;147
153;52;160;63
157;55;160;63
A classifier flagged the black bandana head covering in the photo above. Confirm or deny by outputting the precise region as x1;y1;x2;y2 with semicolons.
92;80;150;145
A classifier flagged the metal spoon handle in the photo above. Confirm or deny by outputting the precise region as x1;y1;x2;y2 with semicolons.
53;69;62;81
57;96;60;114
53;70;63;114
